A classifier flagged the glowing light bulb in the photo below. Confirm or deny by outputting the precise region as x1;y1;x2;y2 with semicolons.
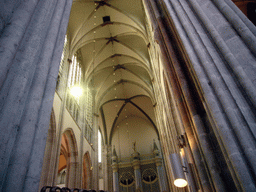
174;179;188;188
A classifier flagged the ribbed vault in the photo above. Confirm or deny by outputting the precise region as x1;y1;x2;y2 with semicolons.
68;0;158;148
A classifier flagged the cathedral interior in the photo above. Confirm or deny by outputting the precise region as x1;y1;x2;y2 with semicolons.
0;0;256;192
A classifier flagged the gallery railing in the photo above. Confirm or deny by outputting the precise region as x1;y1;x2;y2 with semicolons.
40;186;106;192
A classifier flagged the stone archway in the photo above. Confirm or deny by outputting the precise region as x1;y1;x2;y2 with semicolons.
58;129;79;188
82;152;92;189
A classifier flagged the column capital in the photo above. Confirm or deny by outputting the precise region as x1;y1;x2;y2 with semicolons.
155;161;162;167
132;160;140;170
154;157;162;167
112;163;118;172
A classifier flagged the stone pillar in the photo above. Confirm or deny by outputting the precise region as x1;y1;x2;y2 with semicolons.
68;152;79;188
153;141;167;192
132;152;143;191
39;115;57;190
112;170;119;192
0;0;73;191
134;167;143;190
111;147;119;192
107;145;113;192
144;0;256;191
51;57;73;188
101;145;108;190
91;91;99;191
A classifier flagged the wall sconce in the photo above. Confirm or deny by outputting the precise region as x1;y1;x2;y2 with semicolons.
169;153;188;188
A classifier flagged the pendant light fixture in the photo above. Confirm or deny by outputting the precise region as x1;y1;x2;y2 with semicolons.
169;153;188;188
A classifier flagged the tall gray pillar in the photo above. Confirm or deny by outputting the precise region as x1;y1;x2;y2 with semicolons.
134;166;143;190
0;0;73;191
156;164;168;192
101;145;110;191
132;152;143;191
112;170;119;192
160;0;256;190
92;91;99;191
144;0;256;191
52;58;72;187
111;147;119;192
153;143;167;192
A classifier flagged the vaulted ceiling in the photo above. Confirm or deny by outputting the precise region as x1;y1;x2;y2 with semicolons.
67;0;158;148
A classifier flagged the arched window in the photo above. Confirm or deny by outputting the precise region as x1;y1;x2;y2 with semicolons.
66;52;83;121
59;35;68;76
56;35;68;92
85;87;93;127
68;54;82;88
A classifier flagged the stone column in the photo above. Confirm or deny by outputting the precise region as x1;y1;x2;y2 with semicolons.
156;164;168;192
132;152;143;191
153;141;167;192
52;57;73;186
101;145;108;190
0;0;73;191
92;90;99;191
111;147;119;192
39;115;57;190
145;0;256;191
112;169;119;192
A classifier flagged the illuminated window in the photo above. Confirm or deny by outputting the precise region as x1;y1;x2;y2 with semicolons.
84;87;93;126
56;35;68;91
59;35;68;76
68;54;82;88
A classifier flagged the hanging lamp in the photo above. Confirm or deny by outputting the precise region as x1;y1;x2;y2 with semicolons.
169;153;188;188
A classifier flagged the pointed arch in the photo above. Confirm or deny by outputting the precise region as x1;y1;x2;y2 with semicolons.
59;128;79;188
